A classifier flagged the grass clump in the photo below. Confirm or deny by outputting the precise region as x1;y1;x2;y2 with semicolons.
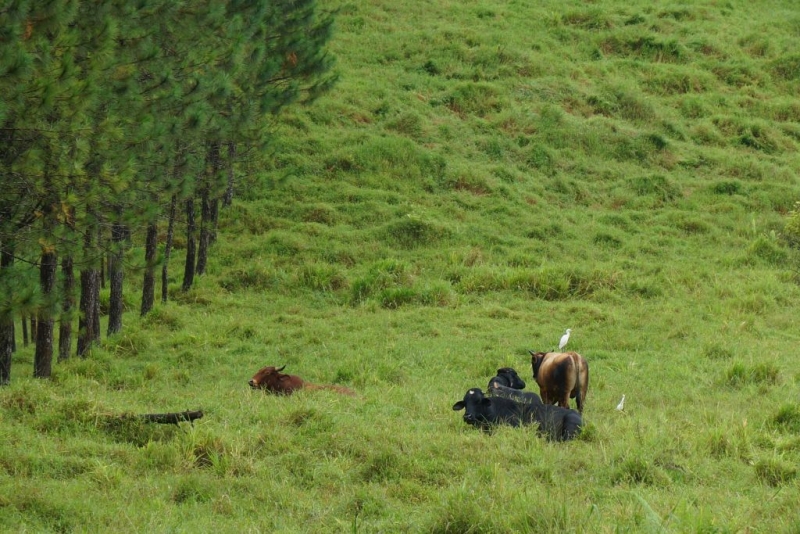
769;405;800;434
140;306;183;331
611;456;670;486
99;414;178;447
748;235;789;266
629;174;681;203
350;259;415;304
219;265;284;292
711;180;743;196
703;344;734;360
383;216;450;248
295;262;349;292
724;362;781;387
456;266;619;300
439;82;505;117
754;457;797;486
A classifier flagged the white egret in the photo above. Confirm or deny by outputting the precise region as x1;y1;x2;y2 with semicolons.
616;394;626;411
559;328;571;350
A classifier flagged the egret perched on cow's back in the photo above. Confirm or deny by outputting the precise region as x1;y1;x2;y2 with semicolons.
616;394;626;411
559;329;572;350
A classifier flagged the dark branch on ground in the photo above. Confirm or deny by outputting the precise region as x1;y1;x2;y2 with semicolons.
138;410;204;425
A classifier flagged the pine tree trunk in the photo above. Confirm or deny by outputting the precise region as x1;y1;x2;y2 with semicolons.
107;221;126;336
141;221;158;316
31;317;37;344
0;245;14;385
223;141;236;207
78;231;99;357
182;197;196;291
209;197;219;245
162;194;177;304
98;226;105;289
22;316;28;347
196;183;211;276
209;141;222;244
58;255;74;361
77;269;98;356
0;314;10;384
34;249;57;379
92;278;100;343
198;141;222;274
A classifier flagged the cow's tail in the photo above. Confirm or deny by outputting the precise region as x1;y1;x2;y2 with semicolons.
583;362;589;412
573;354;583;414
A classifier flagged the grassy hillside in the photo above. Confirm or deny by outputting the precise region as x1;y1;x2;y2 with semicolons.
3;0;800;532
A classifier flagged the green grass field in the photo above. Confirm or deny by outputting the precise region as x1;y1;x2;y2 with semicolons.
3;0;800;531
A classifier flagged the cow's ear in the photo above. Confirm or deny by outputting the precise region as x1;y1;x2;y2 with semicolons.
452;401;465;411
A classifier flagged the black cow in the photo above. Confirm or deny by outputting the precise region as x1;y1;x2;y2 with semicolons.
452;387;583;442
453;388;530;429
488;384;583;441
487;367;526;391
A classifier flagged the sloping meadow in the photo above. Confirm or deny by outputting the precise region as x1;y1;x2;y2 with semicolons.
3;0;800;531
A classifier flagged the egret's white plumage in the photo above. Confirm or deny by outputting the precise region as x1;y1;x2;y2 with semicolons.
616;394;626;411
559;329;571;350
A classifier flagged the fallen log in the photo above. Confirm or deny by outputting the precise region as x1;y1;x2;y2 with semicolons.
138;410;204;425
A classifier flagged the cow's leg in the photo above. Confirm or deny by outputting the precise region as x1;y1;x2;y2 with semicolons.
559;392;570;409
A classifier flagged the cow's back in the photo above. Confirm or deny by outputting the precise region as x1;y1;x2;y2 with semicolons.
489;383;543;406
534;352;578;404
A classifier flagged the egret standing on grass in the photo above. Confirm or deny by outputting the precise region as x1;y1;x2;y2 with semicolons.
616;394;626;411
559;329;572;350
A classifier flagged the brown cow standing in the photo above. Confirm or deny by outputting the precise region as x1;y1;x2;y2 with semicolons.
529;350;589;413
248;365;356;396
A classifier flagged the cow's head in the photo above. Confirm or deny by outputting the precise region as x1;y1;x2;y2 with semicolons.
529;351;547;378
494;367;526;389
248;365;287;389
452;388;492;425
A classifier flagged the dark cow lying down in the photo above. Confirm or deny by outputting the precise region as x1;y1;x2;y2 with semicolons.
487;367;526;391
490;384;583;441
249;365;356;396
453;387;582;441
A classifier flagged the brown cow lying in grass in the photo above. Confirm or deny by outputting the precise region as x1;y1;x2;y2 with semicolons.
248;365;356;396
529;350;589;413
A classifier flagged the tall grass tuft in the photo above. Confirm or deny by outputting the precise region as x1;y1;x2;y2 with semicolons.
724;362;781;387
754;456;797;486
770;404;800;433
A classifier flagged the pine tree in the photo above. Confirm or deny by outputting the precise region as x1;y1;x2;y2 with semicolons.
186;0;337;290
1;1;124;372
2;0;338;381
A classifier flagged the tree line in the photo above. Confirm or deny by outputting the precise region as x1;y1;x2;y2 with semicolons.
0;0;336;384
